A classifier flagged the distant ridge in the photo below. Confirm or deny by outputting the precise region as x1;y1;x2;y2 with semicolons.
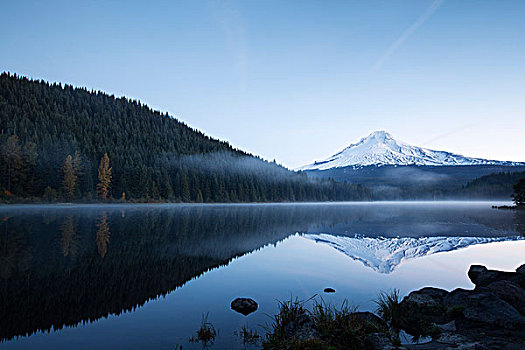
299;131;524;171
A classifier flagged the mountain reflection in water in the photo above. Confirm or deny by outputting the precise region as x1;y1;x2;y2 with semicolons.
306;234;524;273
0;202;523;343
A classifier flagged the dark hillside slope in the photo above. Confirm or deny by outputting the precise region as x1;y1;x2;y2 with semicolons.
462;171;525;199
0;73;369;201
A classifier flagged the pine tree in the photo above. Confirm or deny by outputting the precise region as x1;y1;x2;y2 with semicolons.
62;155;77;199
1;135;23;193
181;173;190;201
513;179;525;206
97;153;112;199
0;73;371;203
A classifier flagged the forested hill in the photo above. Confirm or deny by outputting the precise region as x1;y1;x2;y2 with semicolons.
0;72;370;202
461;171;525;199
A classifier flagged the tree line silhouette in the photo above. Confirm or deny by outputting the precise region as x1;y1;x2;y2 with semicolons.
0;72;370;202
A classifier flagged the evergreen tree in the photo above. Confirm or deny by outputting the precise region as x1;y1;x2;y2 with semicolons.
97;153;112;199
21;141;38;196
1;135;22;193
0;73;373;202
512;179;525;206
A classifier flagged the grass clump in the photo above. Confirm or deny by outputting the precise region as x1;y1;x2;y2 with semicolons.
235;325;261;349
311;299;368;350
263;297;312;349
375;289;443;342
263;297;380;350
189;312;217;348
375;289;403;330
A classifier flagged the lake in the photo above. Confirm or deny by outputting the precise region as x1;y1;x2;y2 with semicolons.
0;202;524;349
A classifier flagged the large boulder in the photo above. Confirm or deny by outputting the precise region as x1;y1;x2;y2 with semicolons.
365;332;396;350
398;287;449;330
401;287;448;310
468;264;525;289
485;280;525;315
444;288;525;330
352;312;388;333
515;264;525;288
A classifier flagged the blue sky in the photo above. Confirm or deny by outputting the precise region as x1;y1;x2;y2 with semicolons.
2;0;524;168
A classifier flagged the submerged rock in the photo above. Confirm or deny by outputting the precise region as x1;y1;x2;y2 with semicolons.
231;297;258;316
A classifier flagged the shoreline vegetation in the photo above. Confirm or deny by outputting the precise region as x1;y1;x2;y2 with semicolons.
2;73;525;204
493;205;525;210
0;73;371;204
493;179;525;210
0;199;520;206
192;264;525;350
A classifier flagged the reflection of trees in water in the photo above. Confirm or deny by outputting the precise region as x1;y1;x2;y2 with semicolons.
0;204;523;341
0;217;31;280
96;214;110;258
515;210;525;236
468;208;525;237
0;206;308;341
60;216;79;258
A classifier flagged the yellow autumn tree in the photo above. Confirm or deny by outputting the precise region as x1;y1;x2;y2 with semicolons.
96;153;112;199
62;155;77;199
96;213;110;258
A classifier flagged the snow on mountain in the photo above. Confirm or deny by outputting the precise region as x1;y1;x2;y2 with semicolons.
298;131;523;171
305;233;523;274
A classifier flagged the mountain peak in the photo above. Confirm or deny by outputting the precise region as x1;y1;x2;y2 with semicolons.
366;130;392;141
298;131;524;170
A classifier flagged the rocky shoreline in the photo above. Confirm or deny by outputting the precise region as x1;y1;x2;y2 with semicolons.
397;264;525;349
263;264;525;349
492;205;525;210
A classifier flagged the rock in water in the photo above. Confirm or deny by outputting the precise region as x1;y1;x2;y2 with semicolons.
468;264;521;288
444;288;525;330
323;287;336;293
231;297;258;316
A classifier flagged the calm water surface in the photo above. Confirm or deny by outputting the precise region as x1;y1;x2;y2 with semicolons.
0;202;524;349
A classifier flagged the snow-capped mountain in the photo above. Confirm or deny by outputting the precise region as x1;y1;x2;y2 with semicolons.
299;131;523;171
305;234;524;274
